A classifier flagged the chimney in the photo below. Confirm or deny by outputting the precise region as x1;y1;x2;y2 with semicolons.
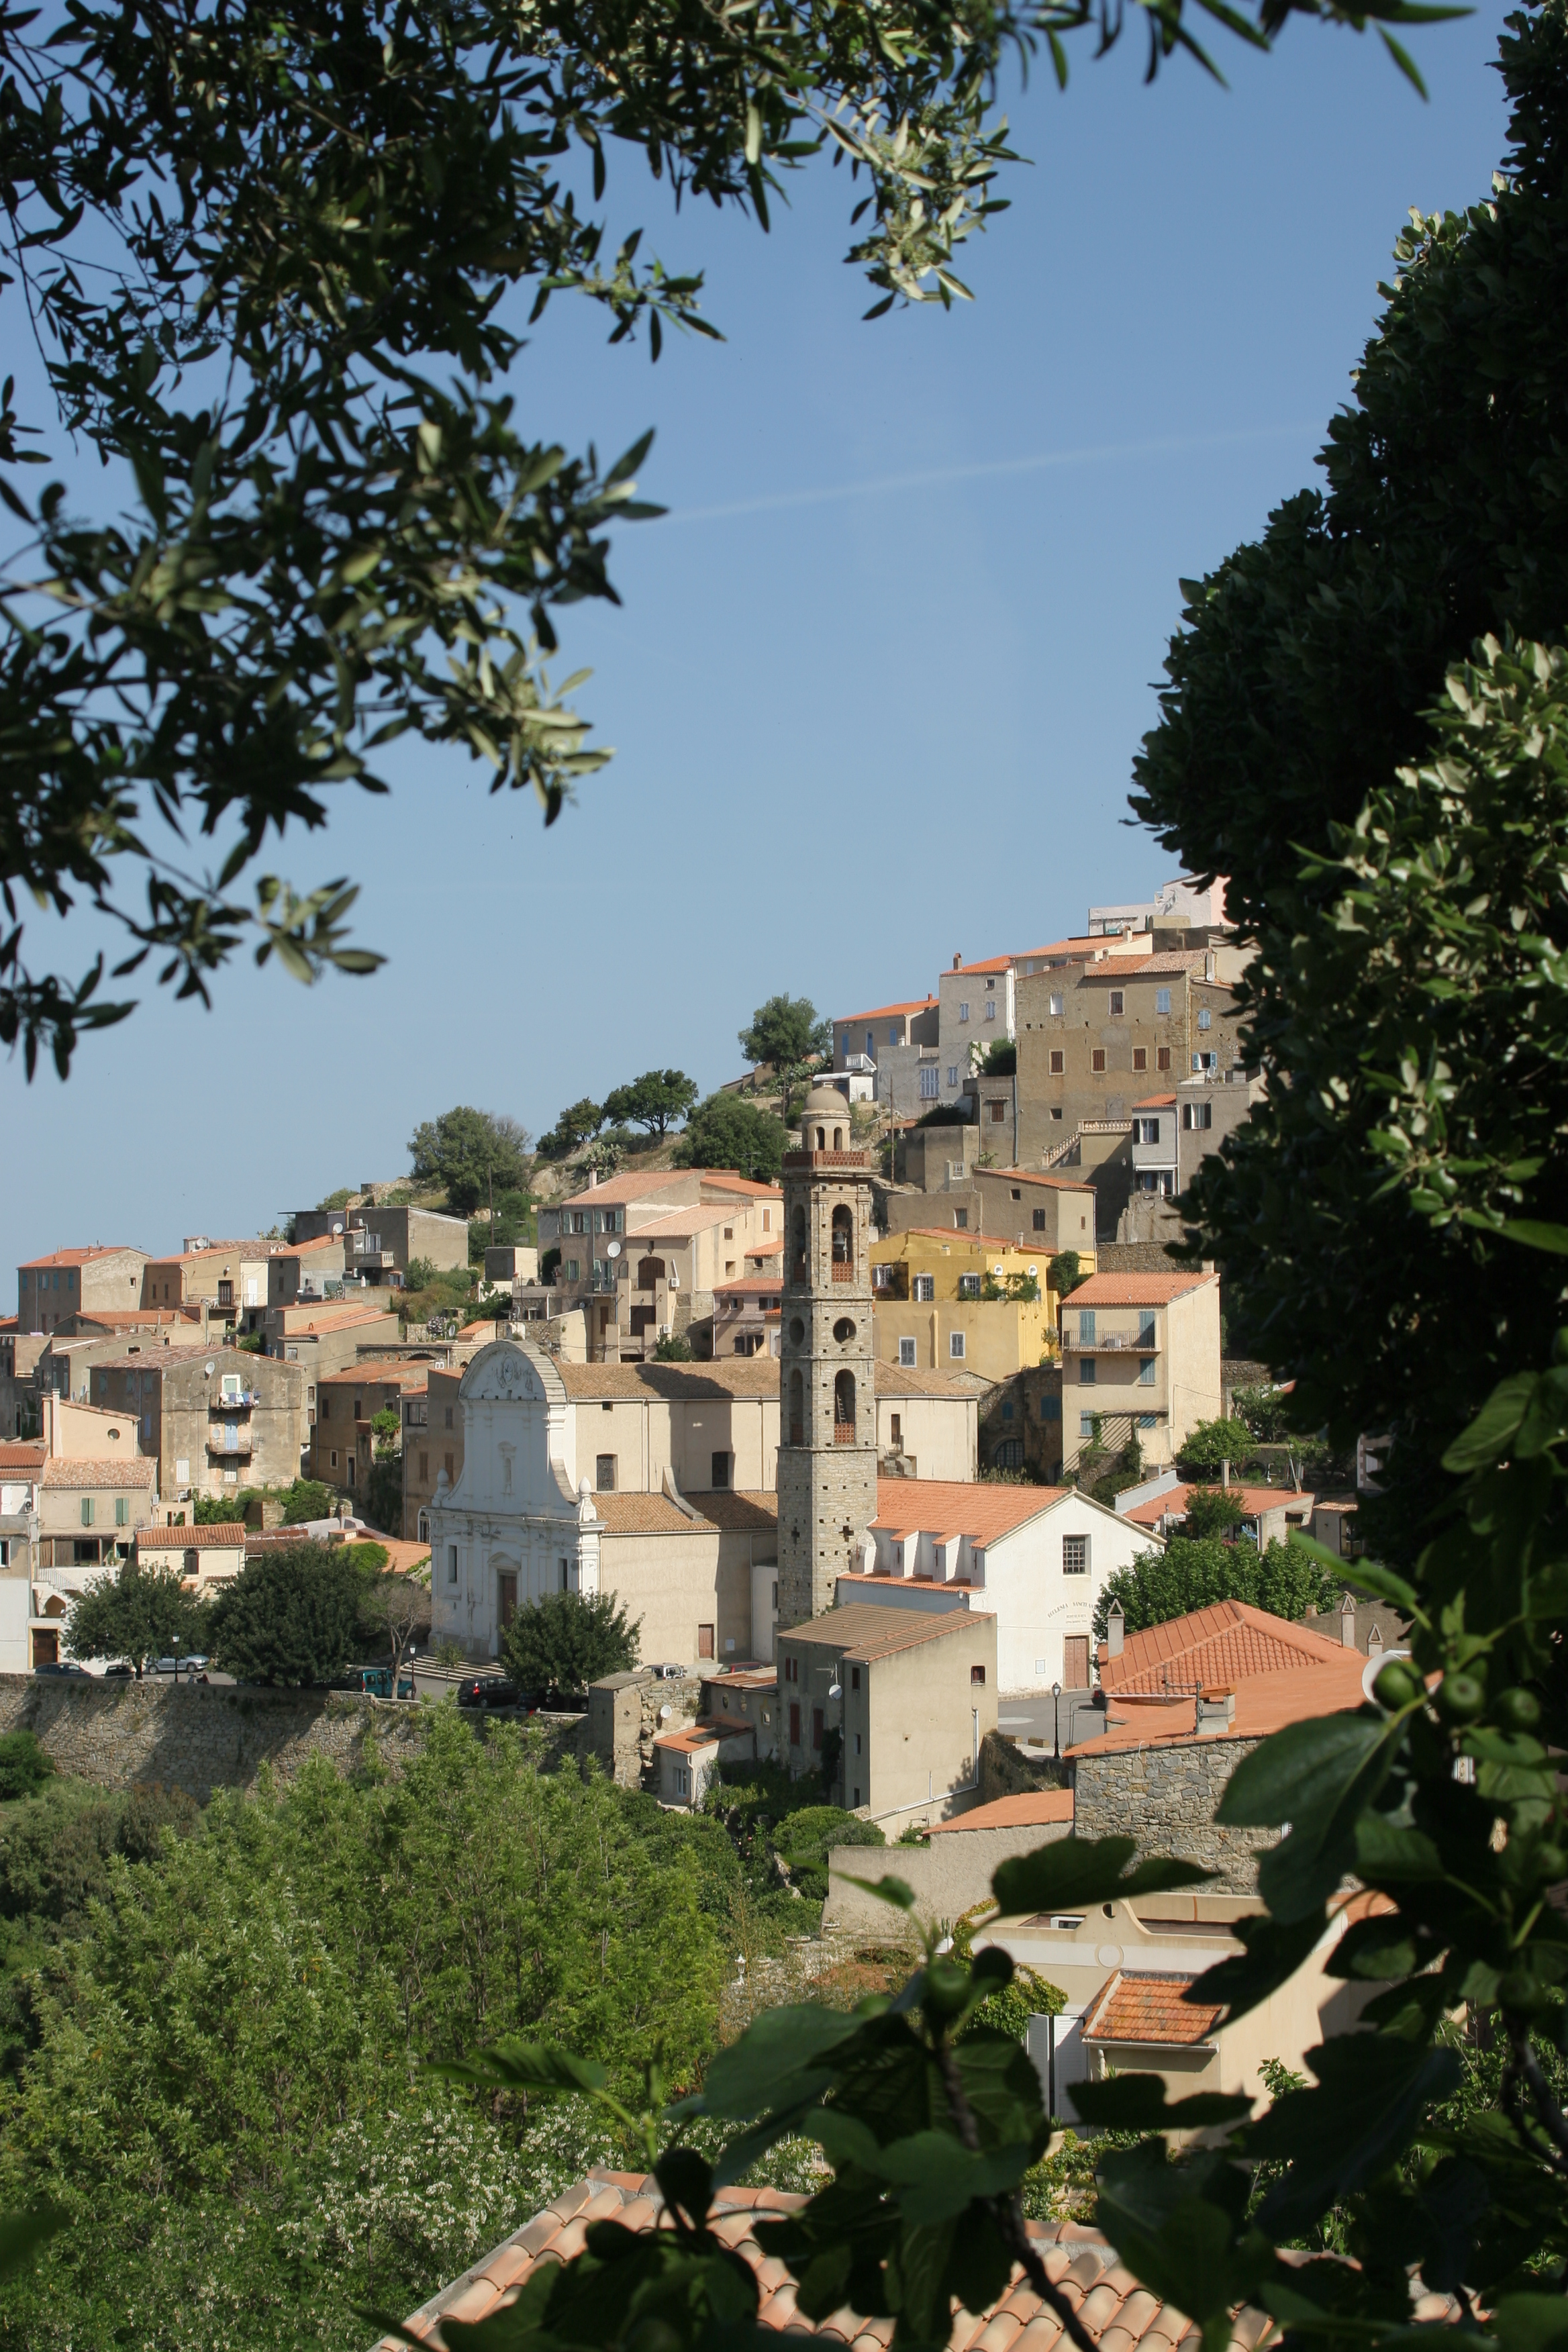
1196;1685;1236;1735
953;952;963;970
1220;1459;1230;1489
1106;1603;1124;1658
1340;1593;1358;1649
587;1167;599;1190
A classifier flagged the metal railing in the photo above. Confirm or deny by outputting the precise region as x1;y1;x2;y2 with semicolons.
1065;1331;1158;1352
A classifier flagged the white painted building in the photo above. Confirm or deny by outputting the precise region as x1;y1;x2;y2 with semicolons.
837;1476;1160;1694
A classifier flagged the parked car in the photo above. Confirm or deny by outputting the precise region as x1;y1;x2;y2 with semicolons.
104;1662;134;1679
456;1675;523;1710
32;1661;87;1678
335;1664;415;1700
152;1654;209;1675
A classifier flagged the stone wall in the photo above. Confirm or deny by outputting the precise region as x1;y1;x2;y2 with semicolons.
0;1675;584;1805
822;1814;1072;1939
1071;1733;1271;1892
584;1669;706;1789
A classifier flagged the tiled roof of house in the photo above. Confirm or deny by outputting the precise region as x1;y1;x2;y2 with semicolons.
701;1173;785;1199
872;1363;982;1400
1120;1483;1313;1532
373;2171;1377;2352
90;1342;255;1371
896;1228;1037;1253
1079;951;1212;978
1099;1600;1351;1696
652;1722;726;1754
0;1444;45;1473
1081;1971;1222;2047
837;996;938;1024
873;1477;1068;1544
591;1493;703;1534
627;1204;751;1239
1065;1272;1214;1308
317;1362;432;1387
70;1308;203;1328
284;1305;399;1332
787;1600;981;1662
926;1790;1074;1834
715;1277;784;1297
1132;1094;1177;1110
136;1522;248;1549
982;1168;1095;1195
745;1235;784;1257
40;1456;157;1489
692;1490;778;1533
19;1246;145;1268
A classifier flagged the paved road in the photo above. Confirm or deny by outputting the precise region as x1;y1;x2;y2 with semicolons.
995;1685;1098;1757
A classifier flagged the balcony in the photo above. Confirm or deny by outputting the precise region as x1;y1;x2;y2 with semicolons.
782;1149;870;1170
1067;1332;1159;1353
834;1422;855;1445
207;1430;253;1459
209;1393;258;1414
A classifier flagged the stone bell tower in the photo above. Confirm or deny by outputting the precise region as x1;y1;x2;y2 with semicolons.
775;1083;879;1630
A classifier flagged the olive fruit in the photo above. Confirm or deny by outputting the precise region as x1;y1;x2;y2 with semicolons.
1373;1659;1425;1712
1436;1671;1487;1724
1495;1687;1542;1732
922;1958;971;2019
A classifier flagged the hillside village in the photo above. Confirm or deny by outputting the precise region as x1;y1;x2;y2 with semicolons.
0;875;1400;2224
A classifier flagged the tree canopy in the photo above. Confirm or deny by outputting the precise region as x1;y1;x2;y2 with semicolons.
501;1589;640;1693
207;1541;366;1684
536;1098;606;1163
601;1070;698;1137
408;1107;532;1216
65;1562;211;1677
673;1093;787;1184
1091;1533;1339;1642
1175;1416;1256;1473
738;995;830;1073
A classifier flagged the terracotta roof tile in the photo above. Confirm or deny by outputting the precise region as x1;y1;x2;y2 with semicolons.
873;1477;1069;1543
40;1457;156;1489
136;1523;246;1549
20;1246;145;1268
1120;1483;1312;1532
981;1169;1095;1195
785;1601;982;1663
926;1791;1073;1833
0;1444;46;1471
1082;1972;1222;2047
836;997;938;1023
1066;1273;1214;1307
1099;1599;1353;1694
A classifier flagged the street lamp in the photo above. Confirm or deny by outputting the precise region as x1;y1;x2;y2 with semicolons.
1052;1681;1062;1758
172;1634;183;1686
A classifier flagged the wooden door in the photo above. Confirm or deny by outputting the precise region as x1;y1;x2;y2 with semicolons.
497;1571;518;1629
1063;1635;1090;1688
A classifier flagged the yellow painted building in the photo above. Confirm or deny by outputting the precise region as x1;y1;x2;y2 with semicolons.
871;1228;1059;1383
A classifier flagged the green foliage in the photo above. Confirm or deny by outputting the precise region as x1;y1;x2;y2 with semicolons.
408;1108;531;1217
1230;1383;1290;1444
653;1330;694;1361
1046;1251;1086;1299
207;1541;364;1684
979;1040;1017;1077
317;1188;353;1213
371;1406;401;1448
673;1093;787;1184
778;1806;885;1903
738;995;830;1072
1181;1485;1249;1538
191;1492;244;1524
64;1562;211;1676
356;1570;431;1680
1091;1535;1338;1643
278;1477;337;1525
0;1736;54;1805
501;1590;640;1694
1175;1416;1257;1474
468;1188;537;1263
602;1070;699;1137
0;1717;726;2347
1131;0;1568;1551
536;1099;605;1163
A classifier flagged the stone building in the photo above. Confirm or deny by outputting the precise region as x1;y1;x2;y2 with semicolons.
775;1084;879;1632
89;1344;306;1508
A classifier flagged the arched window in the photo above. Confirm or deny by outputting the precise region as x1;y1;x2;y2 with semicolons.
183;1547;199;1579
831;1204;852;1276
636;1256;666;1287
791;1206;807;1277
815;1125;826;1149
789;1367;804;1448
833;1127;843;1150
834;1370;856;1441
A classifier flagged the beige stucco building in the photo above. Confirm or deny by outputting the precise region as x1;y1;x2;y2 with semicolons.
17;1246;150;1335
538;1169;784;1359
309;1361;432;1506
1059;1269;1221;1473
777;1599;998;1822
90;1344;307;1506
871;1228;1057;1383
134;1520;248;1588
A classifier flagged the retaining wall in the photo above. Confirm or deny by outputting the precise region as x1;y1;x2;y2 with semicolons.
1071;1732;1269;1890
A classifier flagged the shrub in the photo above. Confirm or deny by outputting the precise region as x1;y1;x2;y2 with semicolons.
207;1542;364;1685
0;1732;54;1803
652;1331;693;1361
500;1589;640;1694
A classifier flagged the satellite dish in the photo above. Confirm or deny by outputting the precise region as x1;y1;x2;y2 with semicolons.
659;1704;673;1721
1028;1265;1038;1279
828;1682;842;1700
607;1240;622;1259
204;1361;215;1377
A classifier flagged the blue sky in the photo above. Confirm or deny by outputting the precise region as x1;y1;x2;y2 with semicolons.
3;1;1514;1273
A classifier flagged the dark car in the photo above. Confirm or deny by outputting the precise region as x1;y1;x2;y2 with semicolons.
542;1686;588;1714
32;1661;88;1678
456;1675;522;1710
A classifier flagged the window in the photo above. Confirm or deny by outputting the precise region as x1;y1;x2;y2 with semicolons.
1039;1394;1061;1421
698;1624;715;1659
420;1451;429;1481
958;1001;970;1022
1138;1310;1157;1342
1077;1310;1095;1343
958;1273;980;1299
889;1414;901;1445
596;1453;616;1491
897;1337;917;1368
954;1208;968;1229
560;1559;571;1589
1091;1048;1106;1074
912;1274;935;1303
1197;1006;1212;1030
1063;1534;1089;1575
1157;1046;1172;1071
565;1258;580;1279
1192;1052;1217;1075
1183;1101;1214;1130
850;1666;861;1691
448;1545;458;1583
115;1496;128;1526
320;1393;331;1420
346;1459;355;1487
919;1065;939;1100
330;1449;339;1468
983;999;996;1020
1139;1357;1157;1385
971;1663;987;1684
949;1331;967;1361
789;1700;801;1747
784;1656;797;1683
220;1373;242;1402
571;1210;587;1234
987;1097;1006;1123
1080;1358;1096;1384
1155;986;1171;1016
1109;989;1124;1016
1032;1208;1046;1231
711;1452;730;1489
1048;992;1064;1017
946;1066;960;1089
993;1438;1023;1469
1049;1050;1064;1075
1138;1413;1157;1432
1132;1047;1146;1072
